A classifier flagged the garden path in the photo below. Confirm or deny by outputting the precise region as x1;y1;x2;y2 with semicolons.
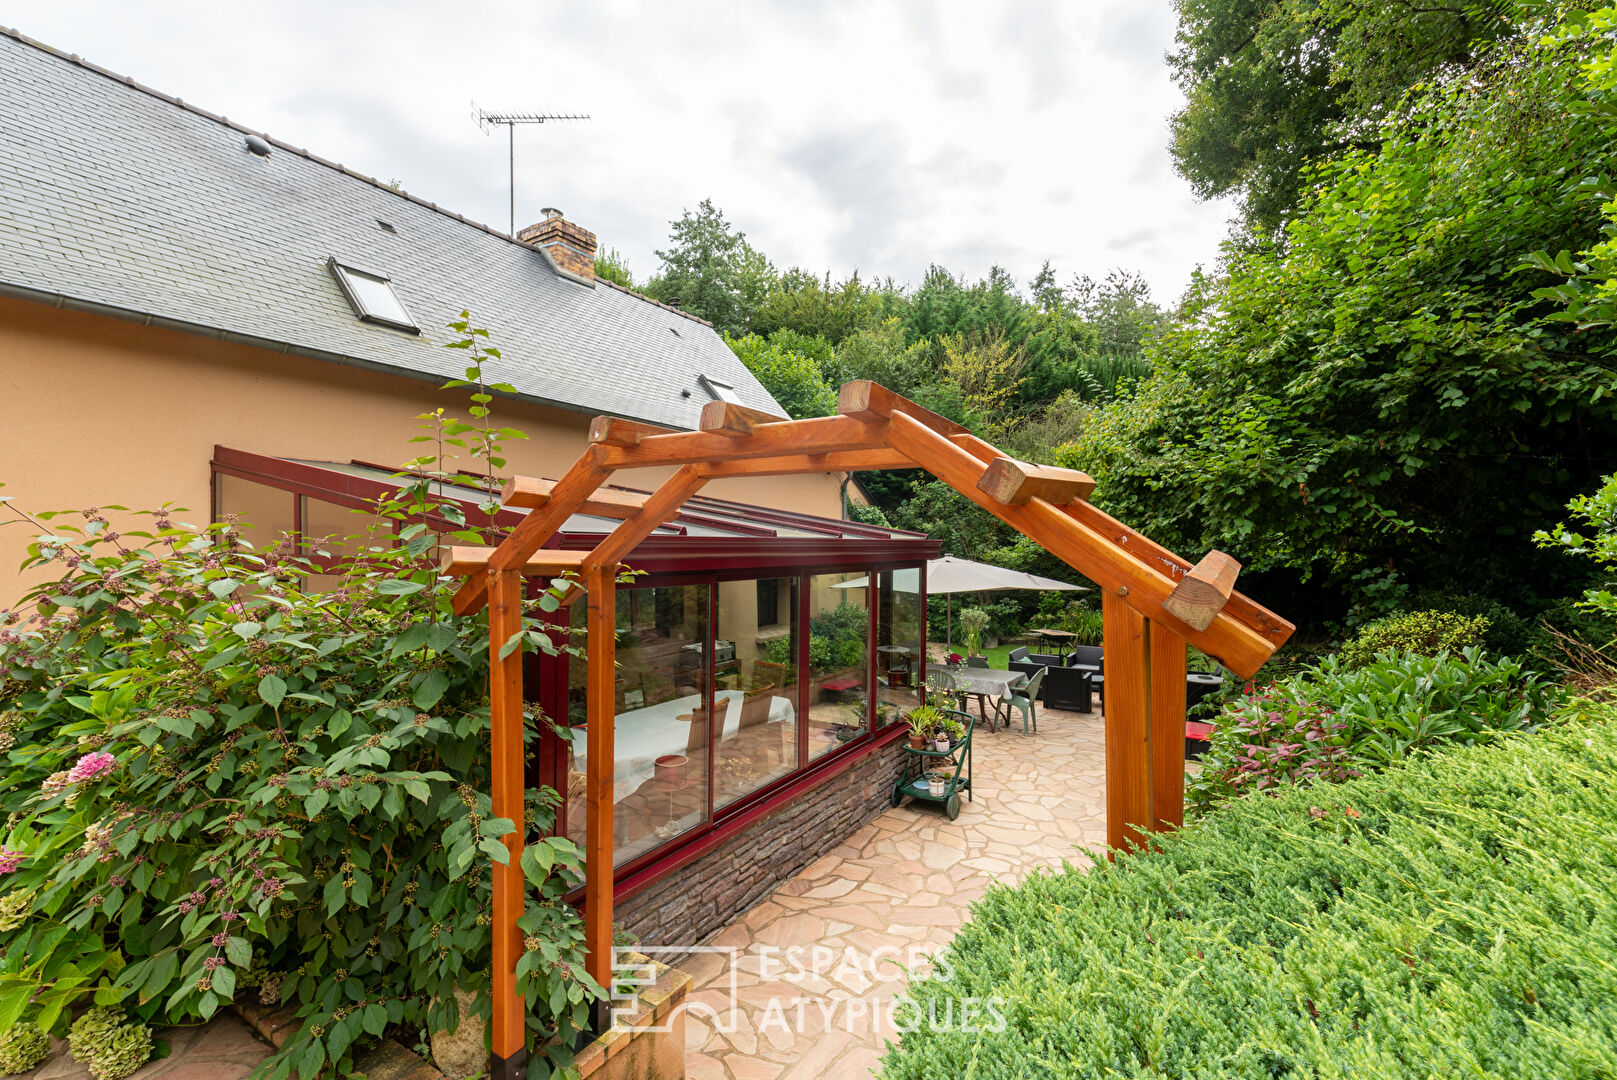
681;699;1108;1079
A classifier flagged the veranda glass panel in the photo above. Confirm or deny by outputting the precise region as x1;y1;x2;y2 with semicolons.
213;472;294;554
806;572;871;756
713;577;800;808
565;584;712;866
877;568;924;723
299;496;397;565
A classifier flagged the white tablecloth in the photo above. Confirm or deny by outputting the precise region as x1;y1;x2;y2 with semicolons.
576;690;796;797
949;668;1027;700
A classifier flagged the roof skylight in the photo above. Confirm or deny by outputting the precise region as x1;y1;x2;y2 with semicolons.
699;374;741;404
328;258;417;333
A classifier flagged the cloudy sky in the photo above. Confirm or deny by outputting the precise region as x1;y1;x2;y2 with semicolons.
5;0;1236;305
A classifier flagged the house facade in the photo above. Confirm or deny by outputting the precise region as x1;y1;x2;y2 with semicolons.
0;26;933;947
0;26;842;605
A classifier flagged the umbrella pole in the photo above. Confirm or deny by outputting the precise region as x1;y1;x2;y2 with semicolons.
947;594;952;651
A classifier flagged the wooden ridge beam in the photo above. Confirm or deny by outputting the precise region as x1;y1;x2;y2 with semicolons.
451;447;612;615
978;457;1097;506
440;545;586;577
839;379;964;436
696;448;915;478
699;400;789;438
599;414;890;470
1163;551;1242;632
588;415;678;447
885;411;1277;678
501;476;648;518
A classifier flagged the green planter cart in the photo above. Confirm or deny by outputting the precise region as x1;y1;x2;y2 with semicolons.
890;708;977;820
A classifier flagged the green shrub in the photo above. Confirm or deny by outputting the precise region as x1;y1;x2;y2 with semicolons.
1338;609;1491;667
883;711;1617;1079
0;1023;49;1075
807;603;867;672
1188;649;1567;813
1411;589;1535;657
0;507;599;1078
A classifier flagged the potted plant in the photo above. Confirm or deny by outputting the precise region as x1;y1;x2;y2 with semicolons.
959;607;991;662
944;652;964;671
906;704;943;749
926;771;949;797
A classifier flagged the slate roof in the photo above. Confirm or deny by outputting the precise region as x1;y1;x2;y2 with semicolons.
0;27;782;429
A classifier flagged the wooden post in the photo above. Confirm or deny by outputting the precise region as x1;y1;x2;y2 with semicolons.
583;564;616;1000
1102;590;1150;852
1149;624;1187;831
487;569;527;1080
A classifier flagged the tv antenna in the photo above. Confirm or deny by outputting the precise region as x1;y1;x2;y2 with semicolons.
473;105;591;235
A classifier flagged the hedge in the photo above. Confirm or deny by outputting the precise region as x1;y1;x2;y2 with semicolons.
882;707;1617;1078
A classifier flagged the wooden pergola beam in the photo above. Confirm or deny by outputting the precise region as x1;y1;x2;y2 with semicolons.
588;415;678;447
1163;551;1242;632
578;466;709;993
487;568;526;1077
699;400;789;438
977;457;1097;506
583;465;709;572
441;545;586;577
1064;501;1294;652
451;447;612;615
599;414;890;470
839;379;965;435
696;448;916;478
884;410;1275;678
581;562;616;997
946;426;1291;653
501;476;648;519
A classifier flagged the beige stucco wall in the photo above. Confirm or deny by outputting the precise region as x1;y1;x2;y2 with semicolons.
0;296;843;608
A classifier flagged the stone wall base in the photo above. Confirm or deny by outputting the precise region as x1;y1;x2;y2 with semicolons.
617;736;908;954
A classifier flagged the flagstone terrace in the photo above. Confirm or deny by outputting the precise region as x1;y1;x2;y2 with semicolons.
678;697;1108;1080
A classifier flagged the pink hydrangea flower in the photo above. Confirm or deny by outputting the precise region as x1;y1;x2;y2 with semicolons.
66;751;117;784
0;846;23;874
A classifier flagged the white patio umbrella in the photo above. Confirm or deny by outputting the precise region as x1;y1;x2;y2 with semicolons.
833;555;1087;649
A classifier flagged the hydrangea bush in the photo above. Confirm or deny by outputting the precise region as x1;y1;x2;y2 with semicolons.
0;499;600;1078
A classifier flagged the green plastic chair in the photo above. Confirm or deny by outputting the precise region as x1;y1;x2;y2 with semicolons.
998;666;1045;735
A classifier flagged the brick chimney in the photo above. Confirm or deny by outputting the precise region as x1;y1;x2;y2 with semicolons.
518;207;597;286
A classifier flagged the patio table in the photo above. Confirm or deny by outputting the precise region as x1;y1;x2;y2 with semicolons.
1025;627;1076;653
947;667;1026;728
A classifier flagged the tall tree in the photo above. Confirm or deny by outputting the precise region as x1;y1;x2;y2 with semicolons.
1068;269;1169;359
1170;0;1516;233
644;199;775;334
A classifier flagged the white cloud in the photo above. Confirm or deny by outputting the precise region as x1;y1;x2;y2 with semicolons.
3;0;1236;307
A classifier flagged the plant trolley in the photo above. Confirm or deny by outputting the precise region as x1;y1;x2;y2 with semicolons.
891;708;976;820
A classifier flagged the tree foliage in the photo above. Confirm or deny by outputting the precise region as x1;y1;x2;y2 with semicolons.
1169;0;1518;232
1071;23;1617;615
643;199;774;334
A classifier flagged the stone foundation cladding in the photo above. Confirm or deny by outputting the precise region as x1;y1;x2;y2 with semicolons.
617;736;908;953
